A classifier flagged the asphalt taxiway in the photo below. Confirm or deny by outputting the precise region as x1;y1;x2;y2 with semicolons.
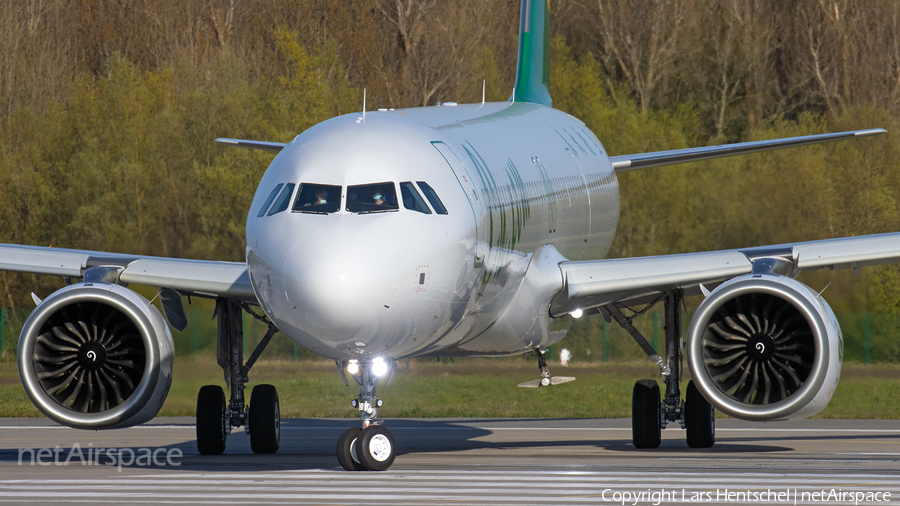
1;417;898;505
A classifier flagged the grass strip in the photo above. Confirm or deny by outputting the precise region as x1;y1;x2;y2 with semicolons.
1;358;898;419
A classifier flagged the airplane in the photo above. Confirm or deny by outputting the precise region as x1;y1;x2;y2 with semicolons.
2;0;896;472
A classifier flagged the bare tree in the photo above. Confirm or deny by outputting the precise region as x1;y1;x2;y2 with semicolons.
0;0;75;122
375;0;510;107
591;0;691;114
208;0;234;48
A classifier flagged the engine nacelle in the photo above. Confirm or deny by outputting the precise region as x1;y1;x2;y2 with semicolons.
18;283;174;429
687;273;842;421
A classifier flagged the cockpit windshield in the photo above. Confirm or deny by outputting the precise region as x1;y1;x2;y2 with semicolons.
400;182;431;214
292;183;341;214
346;182;398;213
416;181;448;215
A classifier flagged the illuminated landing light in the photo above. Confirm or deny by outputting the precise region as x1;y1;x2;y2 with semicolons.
347;360;360;375
372;357;389;377
570;309;583;319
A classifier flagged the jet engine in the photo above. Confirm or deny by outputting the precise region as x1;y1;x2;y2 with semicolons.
686;273;842;421
18;283;174;429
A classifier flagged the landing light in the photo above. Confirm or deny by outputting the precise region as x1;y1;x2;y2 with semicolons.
570;309;583;319
347;360;360;375
372;357;389;377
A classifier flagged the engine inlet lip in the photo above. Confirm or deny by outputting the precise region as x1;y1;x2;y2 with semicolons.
687;277;830;420
18;284;161;429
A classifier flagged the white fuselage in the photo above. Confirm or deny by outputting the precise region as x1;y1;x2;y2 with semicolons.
245;101;619;361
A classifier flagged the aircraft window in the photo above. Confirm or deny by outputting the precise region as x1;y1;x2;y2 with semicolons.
416;182;448;215
292;183;341;214
267;183;295;216
257;183;284;217
346;182;399;213
400;182;432;214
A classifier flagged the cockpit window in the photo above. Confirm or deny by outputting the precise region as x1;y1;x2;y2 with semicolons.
257;183;284;217
346;182;398;213
416;182;448;214
267;183;295;216
400;182;432;214
292;183;341;214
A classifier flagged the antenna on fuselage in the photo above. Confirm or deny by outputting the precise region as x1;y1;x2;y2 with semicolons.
363;88;367;118
482;80;486;104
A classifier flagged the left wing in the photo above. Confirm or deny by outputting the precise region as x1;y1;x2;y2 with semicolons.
0;244;255;301
550;232;900;317
609;129;886;172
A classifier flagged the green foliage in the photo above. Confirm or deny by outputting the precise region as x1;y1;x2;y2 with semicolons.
0;30;357;306
3;358;899;419
271;27;358;133
1;19;899;365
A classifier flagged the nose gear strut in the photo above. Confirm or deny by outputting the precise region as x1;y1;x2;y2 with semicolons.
336;359;397;471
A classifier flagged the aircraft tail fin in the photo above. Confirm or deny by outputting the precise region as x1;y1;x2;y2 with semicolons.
511;0;552;107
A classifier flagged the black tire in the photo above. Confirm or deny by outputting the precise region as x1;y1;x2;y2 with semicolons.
249;384;280;454
685;380;715;448
632;379;661;449
357;425;396;471
336;427;366;471
196;385;227;455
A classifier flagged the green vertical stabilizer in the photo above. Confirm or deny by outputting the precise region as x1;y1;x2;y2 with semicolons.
511;0;552;107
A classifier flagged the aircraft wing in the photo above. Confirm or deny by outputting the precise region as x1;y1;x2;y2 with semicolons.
609;129;886;172
0;243;255;301
550;232;900;317
214;138;287;152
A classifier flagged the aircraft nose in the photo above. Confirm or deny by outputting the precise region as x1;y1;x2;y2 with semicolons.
281;235;396;346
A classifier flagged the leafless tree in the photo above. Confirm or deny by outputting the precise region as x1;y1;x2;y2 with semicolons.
591;0;691;114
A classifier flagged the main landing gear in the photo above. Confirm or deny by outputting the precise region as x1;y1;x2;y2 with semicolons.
196;299;281;455
336;359;397;471
606;289;715;449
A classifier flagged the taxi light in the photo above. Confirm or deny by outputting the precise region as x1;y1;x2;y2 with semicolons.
371;357;389;377
570;309;583;319
347;360;360;375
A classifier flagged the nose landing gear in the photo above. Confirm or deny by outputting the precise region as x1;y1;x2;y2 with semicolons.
337;424;397;471
336;359;397;471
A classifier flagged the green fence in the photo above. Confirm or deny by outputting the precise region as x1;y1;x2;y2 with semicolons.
174;305;318;361
1;305;898;363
